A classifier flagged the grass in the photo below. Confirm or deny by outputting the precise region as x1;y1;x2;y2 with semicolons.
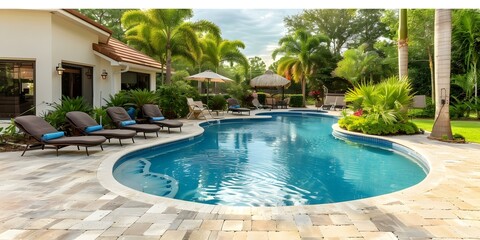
412;118;480;143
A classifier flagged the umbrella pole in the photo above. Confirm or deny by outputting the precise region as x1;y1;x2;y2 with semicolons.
206;79;210;106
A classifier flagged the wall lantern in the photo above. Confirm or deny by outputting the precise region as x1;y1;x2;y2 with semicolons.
56;63;65;75
101;69;108;80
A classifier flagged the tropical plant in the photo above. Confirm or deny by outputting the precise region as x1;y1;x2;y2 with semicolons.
125;89;159;109
157;81;199;118
104;91;129;107
121;9;221;84
272;29;331;106
43;96;92;131
345;76;414;125
208;95;227;110
333;44;382;85
91;107;112;128
201;37;249;73
430;9;453;140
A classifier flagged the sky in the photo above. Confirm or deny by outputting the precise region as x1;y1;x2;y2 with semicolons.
191;9;302;67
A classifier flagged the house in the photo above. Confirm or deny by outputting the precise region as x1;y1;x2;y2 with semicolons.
0;9;164;119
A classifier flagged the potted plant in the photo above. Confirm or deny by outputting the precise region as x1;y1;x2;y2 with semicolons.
309;90;323;107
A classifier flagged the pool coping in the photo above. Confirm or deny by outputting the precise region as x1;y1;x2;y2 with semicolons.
97;111;442;213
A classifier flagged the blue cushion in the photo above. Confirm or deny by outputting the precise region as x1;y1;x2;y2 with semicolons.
85;125;103;133
151;117;165;121
231;105;240;109
41;131;65;141
121;120;136;127
127;107;136;119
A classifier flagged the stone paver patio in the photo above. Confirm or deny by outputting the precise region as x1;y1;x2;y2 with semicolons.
1;109;480;239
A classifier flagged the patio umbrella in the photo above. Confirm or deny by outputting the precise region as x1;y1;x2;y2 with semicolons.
185;70;233;104
250;70;291;100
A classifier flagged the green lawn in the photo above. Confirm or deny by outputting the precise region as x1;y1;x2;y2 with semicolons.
412;119;480;143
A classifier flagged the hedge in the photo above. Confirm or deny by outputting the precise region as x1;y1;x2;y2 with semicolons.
289;94;304;107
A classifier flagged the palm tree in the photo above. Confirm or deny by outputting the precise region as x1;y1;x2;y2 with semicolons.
272;30;330;106
452;9;480;116
201;37;249;93
333;44;381;85
398;9;408;78
121;9;220;84
430;9;453;140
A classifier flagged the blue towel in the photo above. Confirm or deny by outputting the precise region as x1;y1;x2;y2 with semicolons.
121;120;136;127
41;131;65;141
127;107;136;119
231;105;240;109
85;125;103;133
151;117;165;121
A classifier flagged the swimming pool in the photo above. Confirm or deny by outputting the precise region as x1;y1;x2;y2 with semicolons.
113;113;427;207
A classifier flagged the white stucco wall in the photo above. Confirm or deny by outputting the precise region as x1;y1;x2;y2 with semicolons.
0;9;158;117
0;10;53;115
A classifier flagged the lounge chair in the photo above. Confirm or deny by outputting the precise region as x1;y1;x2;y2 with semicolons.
66;111;136;146
186;98;208;120
14;115;106;156
226;98;250;115
321;94;346;110
265;97;277;109
252;98;271;111
142;104;183;133
106;107;160;139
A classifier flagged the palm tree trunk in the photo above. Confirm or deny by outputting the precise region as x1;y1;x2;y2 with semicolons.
430;9;453;140
398;9;408;78
165;49;172;85
428;47;435;104
301;78;306;107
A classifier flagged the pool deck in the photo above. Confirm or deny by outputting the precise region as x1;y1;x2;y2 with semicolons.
1;108;480;239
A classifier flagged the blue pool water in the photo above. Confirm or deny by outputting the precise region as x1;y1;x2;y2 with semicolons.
113;114;427;207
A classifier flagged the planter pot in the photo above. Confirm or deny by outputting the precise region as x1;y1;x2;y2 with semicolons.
315;100;323;108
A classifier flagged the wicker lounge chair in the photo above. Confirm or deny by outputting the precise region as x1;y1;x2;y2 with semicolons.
14;115;106;156
66;111;136;146
142;104;183;133
106;107;160;139
226;98;250;115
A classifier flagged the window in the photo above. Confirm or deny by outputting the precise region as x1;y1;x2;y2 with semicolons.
0;60;35;119
121;71;150;91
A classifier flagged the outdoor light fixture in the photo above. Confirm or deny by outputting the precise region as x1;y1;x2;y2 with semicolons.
101;69;108;80
56;63;65;75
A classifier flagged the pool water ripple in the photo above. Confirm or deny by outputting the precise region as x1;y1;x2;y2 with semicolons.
113;114;427;206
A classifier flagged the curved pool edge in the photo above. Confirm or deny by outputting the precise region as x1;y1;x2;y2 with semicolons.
97;112;443;212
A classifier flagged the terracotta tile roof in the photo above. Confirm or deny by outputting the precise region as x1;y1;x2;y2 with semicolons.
63;9;113;35
93;38;164;71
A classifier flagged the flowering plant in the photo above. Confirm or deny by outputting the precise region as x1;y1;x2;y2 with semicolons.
309;90;323;100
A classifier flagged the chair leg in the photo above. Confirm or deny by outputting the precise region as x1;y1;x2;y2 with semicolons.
108;139;111;143
100;144;104;151
156;132;159;137
132;138;135;143
180;127;182;132
21;144;29;156
119;139;123;146
85;147;89;156
77;146;80;150
56;146;59;156
143;132;147;139
168;128;171;134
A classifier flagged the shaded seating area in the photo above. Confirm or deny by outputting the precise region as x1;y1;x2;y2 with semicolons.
66;111;136;146
14;115;106;156
186;98;208;120
106;107;160;139
252;98;271;110
142;104;183;133
226;98;250;115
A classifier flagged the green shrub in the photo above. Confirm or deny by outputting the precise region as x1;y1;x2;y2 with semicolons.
43;96;92;132
91;107;112;128
289;94;304;107
339;116;420;135
157;81;199;118
208;95;227;110
104;90;129;107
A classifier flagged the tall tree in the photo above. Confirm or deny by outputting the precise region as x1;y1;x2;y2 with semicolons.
398;9;408;78
272;30;330;106
284;9;356;56
121;9;220;84
248;57;267;80
333;44;382;85
79;9;130;42
430;9;453;140
350;9;389;50
452;9;480;113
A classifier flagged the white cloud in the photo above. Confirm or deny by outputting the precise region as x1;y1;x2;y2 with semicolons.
191;9;302;67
